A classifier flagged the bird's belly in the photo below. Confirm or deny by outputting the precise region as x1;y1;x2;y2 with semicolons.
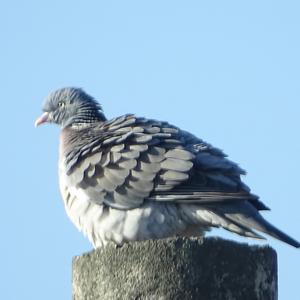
59;177;201;248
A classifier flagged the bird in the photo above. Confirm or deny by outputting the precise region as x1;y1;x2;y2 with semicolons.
35;87;300;249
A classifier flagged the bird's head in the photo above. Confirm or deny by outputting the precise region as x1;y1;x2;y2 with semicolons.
35;87;106;128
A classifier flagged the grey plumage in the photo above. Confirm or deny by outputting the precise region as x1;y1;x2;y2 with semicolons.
35;87;300;248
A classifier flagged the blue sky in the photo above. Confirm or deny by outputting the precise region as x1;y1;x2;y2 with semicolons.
1;1;299;299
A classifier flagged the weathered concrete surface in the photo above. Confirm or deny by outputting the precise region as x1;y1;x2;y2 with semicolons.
72;237;277;300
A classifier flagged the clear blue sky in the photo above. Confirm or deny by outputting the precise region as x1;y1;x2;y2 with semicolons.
1;1;299;299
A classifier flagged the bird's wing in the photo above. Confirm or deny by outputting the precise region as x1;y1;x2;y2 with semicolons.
63;114;267;210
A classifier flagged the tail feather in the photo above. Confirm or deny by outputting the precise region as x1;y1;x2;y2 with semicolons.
221;215;266;240
226;212;300;248
212;201;300;248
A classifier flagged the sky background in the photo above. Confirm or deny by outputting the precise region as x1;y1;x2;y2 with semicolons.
1;1;299;299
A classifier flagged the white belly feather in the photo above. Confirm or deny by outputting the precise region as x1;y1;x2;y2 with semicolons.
58;161;211;248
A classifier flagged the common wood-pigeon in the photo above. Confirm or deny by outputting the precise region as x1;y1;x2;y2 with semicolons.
35;87;300;248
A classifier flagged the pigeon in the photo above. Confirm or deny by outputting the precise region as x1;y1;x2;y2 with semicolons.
35;87;300;248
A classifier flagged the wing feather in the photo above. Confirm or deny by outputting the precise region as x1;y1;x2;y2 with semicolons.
63;114;263;210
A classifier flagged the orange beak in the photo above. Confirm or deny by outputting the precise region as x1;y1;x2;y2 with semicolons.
34;112;49;127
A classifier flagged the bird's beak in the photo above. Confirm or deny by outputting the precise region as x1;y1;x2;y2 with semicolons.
34;112;49;127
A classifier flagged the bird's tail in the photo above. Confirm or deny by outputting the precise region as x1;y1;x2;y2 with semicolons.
189;201;300;248
213;201;300;248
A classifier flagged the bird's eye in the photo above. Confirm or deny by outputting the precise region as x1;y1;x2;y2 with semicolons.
58;101;65;108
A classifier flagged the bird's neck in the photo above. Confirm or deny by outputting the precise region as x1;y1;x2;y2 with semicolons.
63;112;107;129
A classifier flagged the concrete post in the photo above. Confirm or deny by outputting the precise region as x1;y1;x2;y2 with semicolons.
72;237;277;300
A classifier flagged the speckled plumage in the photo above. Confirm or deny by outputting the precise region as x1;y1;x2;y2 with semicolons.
36;87;300;248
